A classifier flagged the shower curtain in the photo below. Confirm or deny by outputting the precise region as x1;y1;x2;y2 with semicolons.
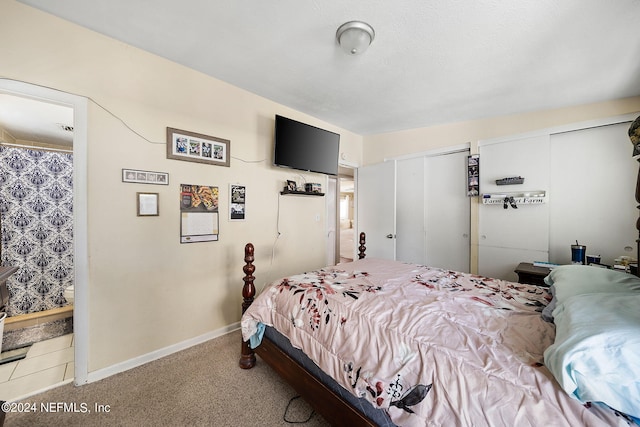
0;146;74;316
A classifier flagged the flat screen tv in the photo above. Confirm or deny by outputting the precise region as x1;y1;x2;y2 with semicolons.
274;115;340;176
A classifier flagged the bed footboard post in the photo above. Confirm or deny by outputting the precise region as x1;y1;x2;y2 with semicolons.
239;243;257;369
634;157;640;277
358;232;366;259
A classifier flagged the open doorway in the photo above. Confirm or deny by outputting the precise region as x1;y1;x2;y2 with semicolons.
0;92;76;397
338;166;356;263
0;79;89;394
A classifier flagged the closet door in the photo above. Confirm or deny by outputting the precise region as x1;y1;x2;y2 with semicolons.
549;122;636;265
424;151;470;272
359;150;470;267
478;135;550;281
396;157;425;264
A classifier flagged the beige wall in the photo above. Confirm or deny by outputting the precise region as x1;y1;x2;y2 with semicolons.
363;97;640;164
0;0;362;372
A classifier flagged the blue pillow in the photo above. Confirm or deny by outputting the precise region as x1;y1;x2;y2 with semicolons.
544;265;640;304
544;293;640;419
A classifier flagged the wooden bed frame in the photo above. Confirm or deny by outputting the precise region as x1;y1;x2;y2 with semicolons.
635;151;640;277
239;232;377;426
630;115;640;276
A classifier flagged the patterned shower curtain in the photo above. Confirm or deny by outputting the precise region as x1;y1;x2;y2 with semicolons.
0;146;74;316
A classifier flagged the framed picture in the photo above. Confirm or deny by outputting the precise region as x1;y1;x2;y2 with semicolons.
166;127;230;167
286;180;297;191
230;184;246;221
123;168;169;185
467;154;480;197
137;192;159;216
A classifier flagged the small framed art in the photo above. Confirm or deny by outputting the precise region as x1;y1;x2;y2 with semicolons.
123;169;169;185
467;155;479;197
230;184;246;221
166;127;230;167
137;192;159;216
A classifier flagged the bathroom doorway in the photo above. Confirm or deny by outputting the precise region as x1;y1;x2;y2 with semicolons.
0;79;89;391
0;93;74;373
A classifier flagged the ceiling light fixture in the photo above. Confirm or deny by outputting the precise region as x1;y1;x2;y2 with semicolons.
336;21;375;55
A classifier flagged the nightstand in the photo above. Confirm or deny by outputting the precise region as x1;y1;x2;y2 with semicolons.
514;262;551;287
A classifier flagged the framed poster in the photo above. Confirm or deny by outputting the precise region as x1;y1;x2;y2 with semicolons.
230;184;246;221
167;127;230;167
179;184;219;243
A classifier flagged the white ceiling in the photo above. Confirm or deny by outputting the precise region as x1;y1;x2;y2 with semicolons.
13;0;640;136
0;94;74;147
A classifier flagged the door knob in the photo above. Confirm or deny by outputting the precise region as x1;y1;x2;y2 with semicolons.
386;234;394;239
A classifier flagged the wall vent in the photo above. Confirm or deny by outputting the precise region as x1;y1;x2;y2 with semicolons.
57;124;74;132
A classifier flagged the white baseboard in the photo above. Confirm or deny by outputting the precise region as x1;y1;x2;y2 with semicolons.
84;322;240;384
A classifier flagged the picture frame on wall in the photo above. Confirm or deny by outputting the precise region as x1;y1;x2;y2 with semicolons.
137;192;159;216
123;168;169;185
166;127;230;167
467;154;480;197
230;184;246;221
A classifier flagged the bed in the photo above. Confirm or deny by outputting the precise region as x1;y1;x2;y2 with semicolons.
239;120;640;426
240;235;640;426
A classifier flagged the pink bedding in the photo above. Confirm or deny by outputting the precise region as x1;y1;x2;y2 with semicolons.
241;258;629;426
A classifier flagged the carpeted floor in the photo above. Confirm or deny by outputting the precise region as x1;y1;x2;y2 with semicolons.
4;330;331;427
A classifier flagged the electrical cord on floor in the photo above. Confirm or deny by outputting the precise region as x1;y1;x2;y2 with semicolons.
283;395;315;424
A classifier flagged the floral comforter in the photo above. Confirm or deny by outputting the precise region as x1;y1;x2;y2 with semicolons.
241;258;629;427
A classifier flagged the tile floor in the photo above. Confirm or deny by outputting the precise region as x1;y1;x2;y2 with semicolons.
0;334;74;402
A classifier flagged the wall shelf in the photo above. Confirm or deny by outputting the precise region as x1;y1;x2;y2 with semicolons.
280;190;324;197
481;190;546;205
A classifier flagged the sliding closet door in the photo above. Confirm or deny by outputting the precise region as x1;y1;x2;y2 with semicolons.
396;157;425;264
478;135;550;281
424;151;470;272
549;122;636;265
358;150;470;266
395;150;470;269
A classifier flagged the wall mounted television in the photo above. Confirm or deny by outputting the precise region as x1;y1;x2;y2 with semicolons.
274;115;340;176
